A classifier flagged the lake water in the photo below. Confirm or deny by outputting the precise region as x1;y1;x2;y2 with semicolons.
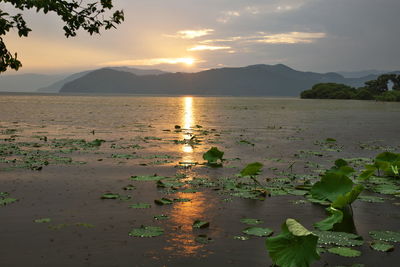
1;95;399;267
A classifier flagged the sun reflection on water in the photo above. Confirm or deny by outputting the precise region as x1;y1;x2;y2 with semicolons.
163;96;210;257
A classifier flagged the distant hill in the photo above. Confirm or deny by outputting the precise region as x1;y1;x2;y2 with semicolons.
37;67;168;93
60;64;388;96
0;73;67;92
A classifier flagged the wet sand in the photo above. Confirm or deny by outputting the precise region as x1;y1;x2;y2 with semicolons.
1;95;400;267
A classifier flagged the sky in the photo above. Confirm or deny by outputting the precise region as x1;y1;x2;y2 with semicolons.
2;0;400;74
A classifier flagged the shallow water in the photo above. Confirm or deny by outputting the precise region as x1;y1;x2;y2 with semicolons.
1;95;400;267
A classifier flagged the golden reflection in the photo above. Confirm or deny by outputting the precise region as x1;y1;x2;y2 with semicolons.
182;97;194;154
164;192;209;256
163;96;209;257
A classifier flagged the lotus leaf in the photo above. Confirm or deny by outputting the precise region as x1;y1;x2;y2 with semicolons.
240;162;263;177
369;241;394;252
328;247;361;257
310;173;354;202
243;227;273;237
314;231;363;247
369;230;400;242
266;219;320;267
129;226;164;237
314;207;343;231
240;218;264;225
203;147;224;165
192;220;210;229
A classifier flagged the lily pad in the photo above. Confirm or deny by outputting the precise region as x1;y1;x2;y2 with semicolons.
195;234;213;244
314;231;363;247
328;247;361;257
358;195;385;203
369;241;394;252
34;218;51;223
0;198;17;206
203;147;224;165
154;198;173;205
331;185;364;209
129;226;164;237
154;214;169;220
240;162;263;177
129;203;151;209
193;220;210;229
369;230;400;242
266;219;320;267
240;218;264;225
130;175;168;181
101;193;120;199
243;227;273;237
233;235;250;241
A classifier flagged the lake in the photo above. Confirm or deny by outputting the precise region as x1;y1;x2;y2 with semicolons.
1;95;399;267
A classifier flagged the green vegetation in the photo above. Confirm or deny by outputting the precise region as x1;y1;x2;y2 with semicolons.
0;0;124;72
301;74;400;101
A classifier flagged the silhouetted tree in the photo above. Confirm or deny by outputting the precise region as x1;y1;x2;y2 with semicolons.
0;0;124;72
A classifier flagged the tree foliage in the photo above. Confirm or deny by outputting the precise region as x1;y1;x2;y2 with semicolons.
0;0;124;72
301;73;400;101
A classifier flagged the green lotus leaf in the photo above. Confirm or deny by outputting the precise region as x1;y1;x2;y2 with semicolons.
358;195;385;203
130;175;168;181
192;220;210;229
154;198;173;205
314;231;363;247
233;235;250;241
0;198;17;206
129;203;151;209
326;159;355;176
240;162;263;177
243;227;273;237
34;218;51;223
128;225;164;237
266;219;320;267
328;247;361;257
101;193;120;199
369;230;400;242
195;234;213;244
203;147;224;165
314;207;343;231
310;173;354;202
240;218;264;225
369;241;394;252
331;185;364;209
153;214;169;220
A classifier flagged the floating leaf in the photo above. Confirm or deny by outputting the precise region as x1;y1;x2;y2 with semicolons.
195;234;213;244
203;147;224;165
101;193;120;199
240;162;263;177
369;241;394;252
173;198;191;202
130;175;167;181
369;230;400;242
123;185;136;190
154;198;173;205
314;231;363;247
266;219;320;267
233;235;250;241
0;198;17;206
328;247;361;257
310;173;354;202
129;203;151;209
153;214;169;220
34;218;51;223
240;218;264;225
314;207;343;231
358;195;385;203
243;227;273;237
193;220;210;229
129;226;164;237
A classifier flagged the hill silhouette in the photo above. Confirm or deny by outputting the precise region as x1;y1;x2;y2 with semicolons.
60;64;381;96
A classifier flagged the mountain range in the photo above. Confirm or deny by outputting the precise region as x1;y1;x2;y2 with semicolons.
1;64;398;96
59;64;396;96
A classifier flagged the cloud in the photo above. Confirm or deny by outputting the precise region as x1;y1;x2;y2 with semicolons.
99;57;198;66
165;29;214;39
217;10;241;23
256;32;327;44
187;45;231;51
